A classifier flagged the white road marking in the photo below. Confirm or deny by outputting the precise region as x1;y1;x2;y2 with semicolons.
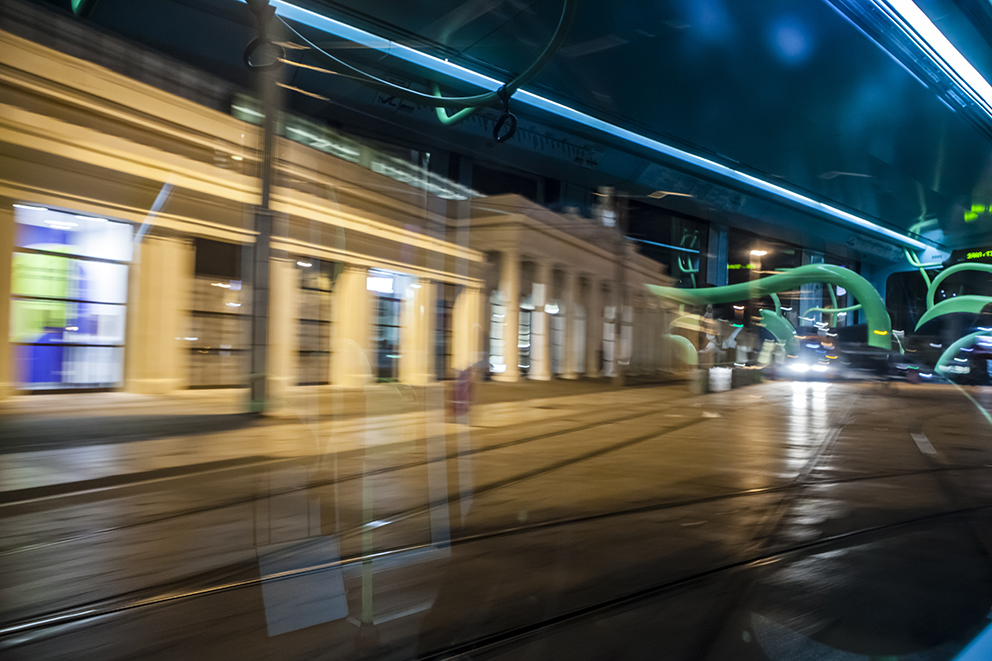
911;431;937;455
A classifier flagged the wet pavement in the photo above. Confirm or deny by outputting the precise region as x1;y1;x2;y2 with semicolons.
2;380;992;659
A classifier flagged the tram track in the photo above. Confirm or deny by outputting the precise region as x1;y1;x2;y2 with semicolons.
0;396;671;512
414;502;992;660
0;382;840;558
6;382;988;651
0;381;781;515
418;386;992;660
4;462;992;650
0;400;675;555
5;454;992;645
461;421;992;658
0;382;770;552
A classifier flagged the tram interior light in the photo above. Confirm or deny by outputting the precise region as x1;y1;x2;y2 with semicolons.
881;0;992;112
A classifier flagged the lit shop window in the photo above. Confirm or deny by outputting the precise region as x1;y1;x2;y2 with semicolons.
11;205;132;390
489;292;506;374
602;304;616;377
298;258;334;385
548;301;564;375
368;270;403;381
574;302;586;374
435;283;454;380
187;238;249;388
518;299;533;375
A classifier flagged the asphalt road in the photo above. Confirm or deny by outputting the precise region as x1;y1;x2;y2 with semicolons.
2;380;992;660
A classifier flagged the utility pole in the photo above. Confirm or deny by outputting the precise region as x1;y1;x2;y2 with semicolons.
244;0;283;413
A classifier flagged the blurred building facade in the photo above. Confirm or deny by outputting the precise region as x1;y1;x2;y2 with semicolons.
0;5;673;401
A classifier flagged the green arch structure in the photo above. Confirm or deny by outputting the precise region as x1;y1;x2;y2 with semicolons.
647;264;893;350
916;263;992;330
915;295;992;331
758;309;799;355
662;333;699;366
926;263;992;310
935;331;990;374
913;263;992;331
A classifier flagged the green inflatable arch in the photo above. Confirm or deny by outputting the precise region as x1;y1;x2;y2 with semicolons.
647;264;892;350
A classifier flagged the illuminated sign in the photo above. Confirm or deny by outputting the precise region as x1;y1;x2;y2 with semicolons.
965;204;990;222
966;249;992;260
727;264;755;270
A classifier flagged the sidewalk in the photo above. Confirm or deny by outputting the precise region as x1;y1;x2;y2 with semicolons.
0;375;680;419
0;378;687;500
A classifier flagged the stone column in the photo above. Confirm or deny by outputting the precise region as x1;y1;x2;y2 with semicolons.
603;283;616;378
561;268;578;379
126;236;193;394
399;279;435;386
494;249;520;382
452;285;469;374
470;287;485;368
452;286;483;372
529;261;552;381
637;298;647;375
574;297;587;375
585;277;603;378
628;298;642;376
0;199;14;399
267;258;300;405
332;266;373;387
620;288;633;374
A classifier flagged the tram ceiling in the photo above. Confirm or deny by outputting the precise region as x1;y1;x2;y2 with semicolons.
32;0;992;253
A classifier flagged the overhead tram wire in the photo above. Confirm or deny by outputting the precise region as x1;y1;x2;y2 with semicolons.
275;0;575;108
236;1;929;250
273;0;577;132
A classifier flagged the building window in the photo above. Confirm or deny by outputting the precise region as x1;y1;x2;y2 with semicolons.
298;259;334;385
435;283;454;380
518;307;532;375
472;163;539;201
11;205;132;390
489;292;506;374
188;238;249;388
368;270;401;381
372;294;401;381
574;303;586;374
603;304;616;377
549;304;565;375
